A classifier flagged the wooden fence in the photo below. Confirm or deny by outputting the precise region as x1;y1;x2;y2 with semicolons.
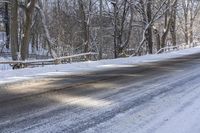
156;42;200;54
0;52;98;69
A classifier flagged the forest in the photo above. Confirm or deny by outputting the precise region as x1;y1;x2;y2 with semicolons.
0;0;200;61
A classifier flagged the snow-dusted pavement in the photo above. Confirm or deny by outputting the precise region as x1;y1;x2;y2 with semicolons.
0;53;200;132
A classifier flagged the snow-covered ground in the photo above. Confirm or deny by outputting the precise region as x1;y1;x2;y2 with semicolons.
0;46;200;85
0;57;11;71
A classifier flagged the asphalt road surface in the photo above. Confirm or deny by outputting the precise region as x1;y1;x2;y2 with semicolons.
1;53;200;133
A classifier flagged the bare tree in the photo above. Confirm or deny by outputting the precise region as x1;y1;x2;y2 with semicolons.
35;5;57;58
188;0;200;45
4;2;9;49
135;0;173;55
111;0;133;58
170;0;177;46
99;0;103;59
78;0;90;54
3;0;200;62
20;0;36;60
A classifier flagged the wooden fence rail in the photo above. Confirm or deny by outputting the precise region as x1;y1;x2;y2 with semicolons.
0;52;98;69
156;42;200;54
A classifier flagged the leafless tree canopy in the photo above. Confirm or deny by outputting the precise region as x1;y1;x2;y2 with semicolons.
0;0;200;60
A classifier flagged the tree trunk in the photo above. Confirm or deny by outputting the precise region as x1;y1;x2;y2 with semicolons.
5;2;10;49
182;0;190;46
161;17;171;49
154;28;161;52
160;0;172;48
10;0;18;60
146;0;153;54
189;6;194;46
99;0;103;59
35;5;57;58
189;21;193;46
112;1;118;58
119;4;134;54
78;0;89;54
184;15;188;45
170;0;177;46
21;0;36;60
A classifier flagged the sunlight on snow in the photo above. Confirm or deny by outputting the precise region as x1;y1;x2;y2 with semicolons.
50;93;112;108
98;64;135;68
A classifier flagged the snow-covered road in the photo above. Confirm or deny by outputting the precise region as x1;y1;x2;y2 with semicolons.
85;56;200;133
0;52;200;133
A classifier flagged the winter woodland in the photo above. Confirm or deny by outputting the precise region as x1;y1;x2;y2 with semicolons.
0;0;200;65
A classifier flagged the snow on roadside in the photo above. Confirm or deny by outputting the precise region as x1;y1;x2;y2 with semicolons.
0;57;12;71
0;46;200;85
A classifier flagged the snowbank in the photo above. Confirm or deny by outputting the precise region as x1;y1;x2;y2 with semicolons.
0;46;200;84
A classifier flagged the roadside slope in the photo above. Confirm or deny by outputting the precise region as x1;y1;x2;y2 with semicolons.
1;46;200;85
